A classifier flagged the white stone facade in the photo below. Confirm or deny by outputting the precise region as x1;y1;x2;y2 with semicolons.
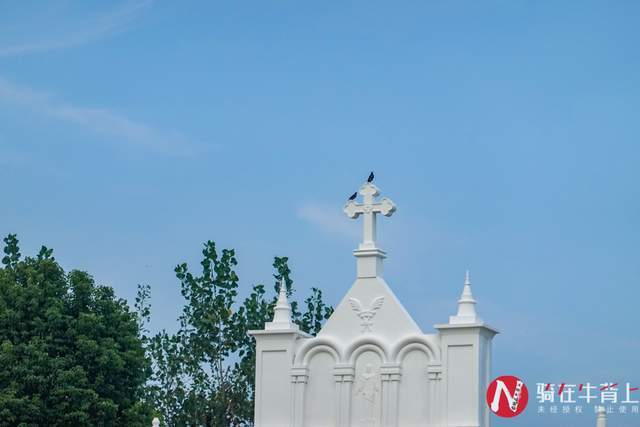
250;182;498;427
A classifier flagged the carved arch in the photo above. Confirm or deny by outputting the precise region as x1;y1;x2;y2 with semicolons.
345;336;390;364
391;334;441;363
295;337;342;366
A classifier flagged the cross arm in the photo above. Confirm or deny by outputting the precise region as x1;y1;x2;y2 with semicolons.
344;200;362;219
377;198;396;217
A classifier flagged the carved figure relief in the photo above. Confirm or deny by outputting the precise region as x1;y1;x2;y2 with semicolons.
349;296;384;332
354;364;380;426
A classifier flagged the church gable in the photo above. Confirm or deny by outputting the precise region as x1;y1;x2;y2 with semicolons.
319;275;422;342
249;178;498;427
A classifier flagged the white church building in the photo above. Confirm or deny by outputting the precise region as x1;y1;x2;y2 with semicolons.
250;181;498;427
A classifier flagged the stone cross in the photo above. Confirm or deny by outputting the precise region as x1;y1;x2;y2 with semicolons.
344;182;396;250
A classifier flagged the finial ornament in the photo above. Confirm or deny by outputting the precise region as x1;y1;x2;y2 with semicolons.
449;270;482;325
265;279;299;330
596;406;607;427
344;182;396;250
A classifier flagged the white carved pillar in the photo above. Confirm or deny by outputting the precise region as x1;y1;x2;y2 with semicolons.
435;273;499;427
381;376;389;426
291;367;308;427
334;366;354;427
250;282;311;426
427;363;443;427
333;374;344;426
342;375;354;426
380;365;401;427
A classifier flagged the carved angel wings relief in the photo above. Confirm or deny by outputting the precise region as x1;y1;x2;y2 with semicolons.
349;296;385;332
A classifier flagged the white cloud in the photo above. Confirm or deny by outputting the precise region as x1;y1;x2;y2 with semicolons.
297;201;359;239
0;0;153;58
0;76;191;153
0;1;197;154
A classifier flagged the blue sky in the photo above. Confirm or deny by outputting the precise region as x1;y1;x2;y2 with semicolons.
1;1;638;425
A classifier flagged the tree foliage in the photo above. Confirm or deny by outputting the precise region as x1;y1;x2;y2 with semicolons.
0;234;333;426
144;241;334;426
0;235;151;426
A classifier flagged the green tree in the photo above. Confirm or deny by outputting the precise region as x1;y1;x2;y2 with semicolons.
0;235;151;426
144;242;333;426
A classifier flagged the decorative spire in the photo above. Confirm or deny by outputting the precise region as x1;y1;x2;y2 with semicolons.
273;279;291;323
344;181;396;278
265;279;299;331
596;406;607;427
449;270;482;325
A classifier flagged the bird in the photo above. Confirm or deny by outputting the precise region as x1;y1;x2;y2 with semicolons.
348;191;357;201
367;171;374;183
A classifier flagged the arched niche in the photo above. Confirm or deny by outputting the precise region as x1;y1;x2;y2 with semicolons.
397;347;431;426
304;349;338;427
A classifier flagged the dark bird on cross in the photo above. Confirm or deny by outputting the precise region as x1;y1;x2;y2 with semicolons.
367;171;374;183
348;192;358;201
